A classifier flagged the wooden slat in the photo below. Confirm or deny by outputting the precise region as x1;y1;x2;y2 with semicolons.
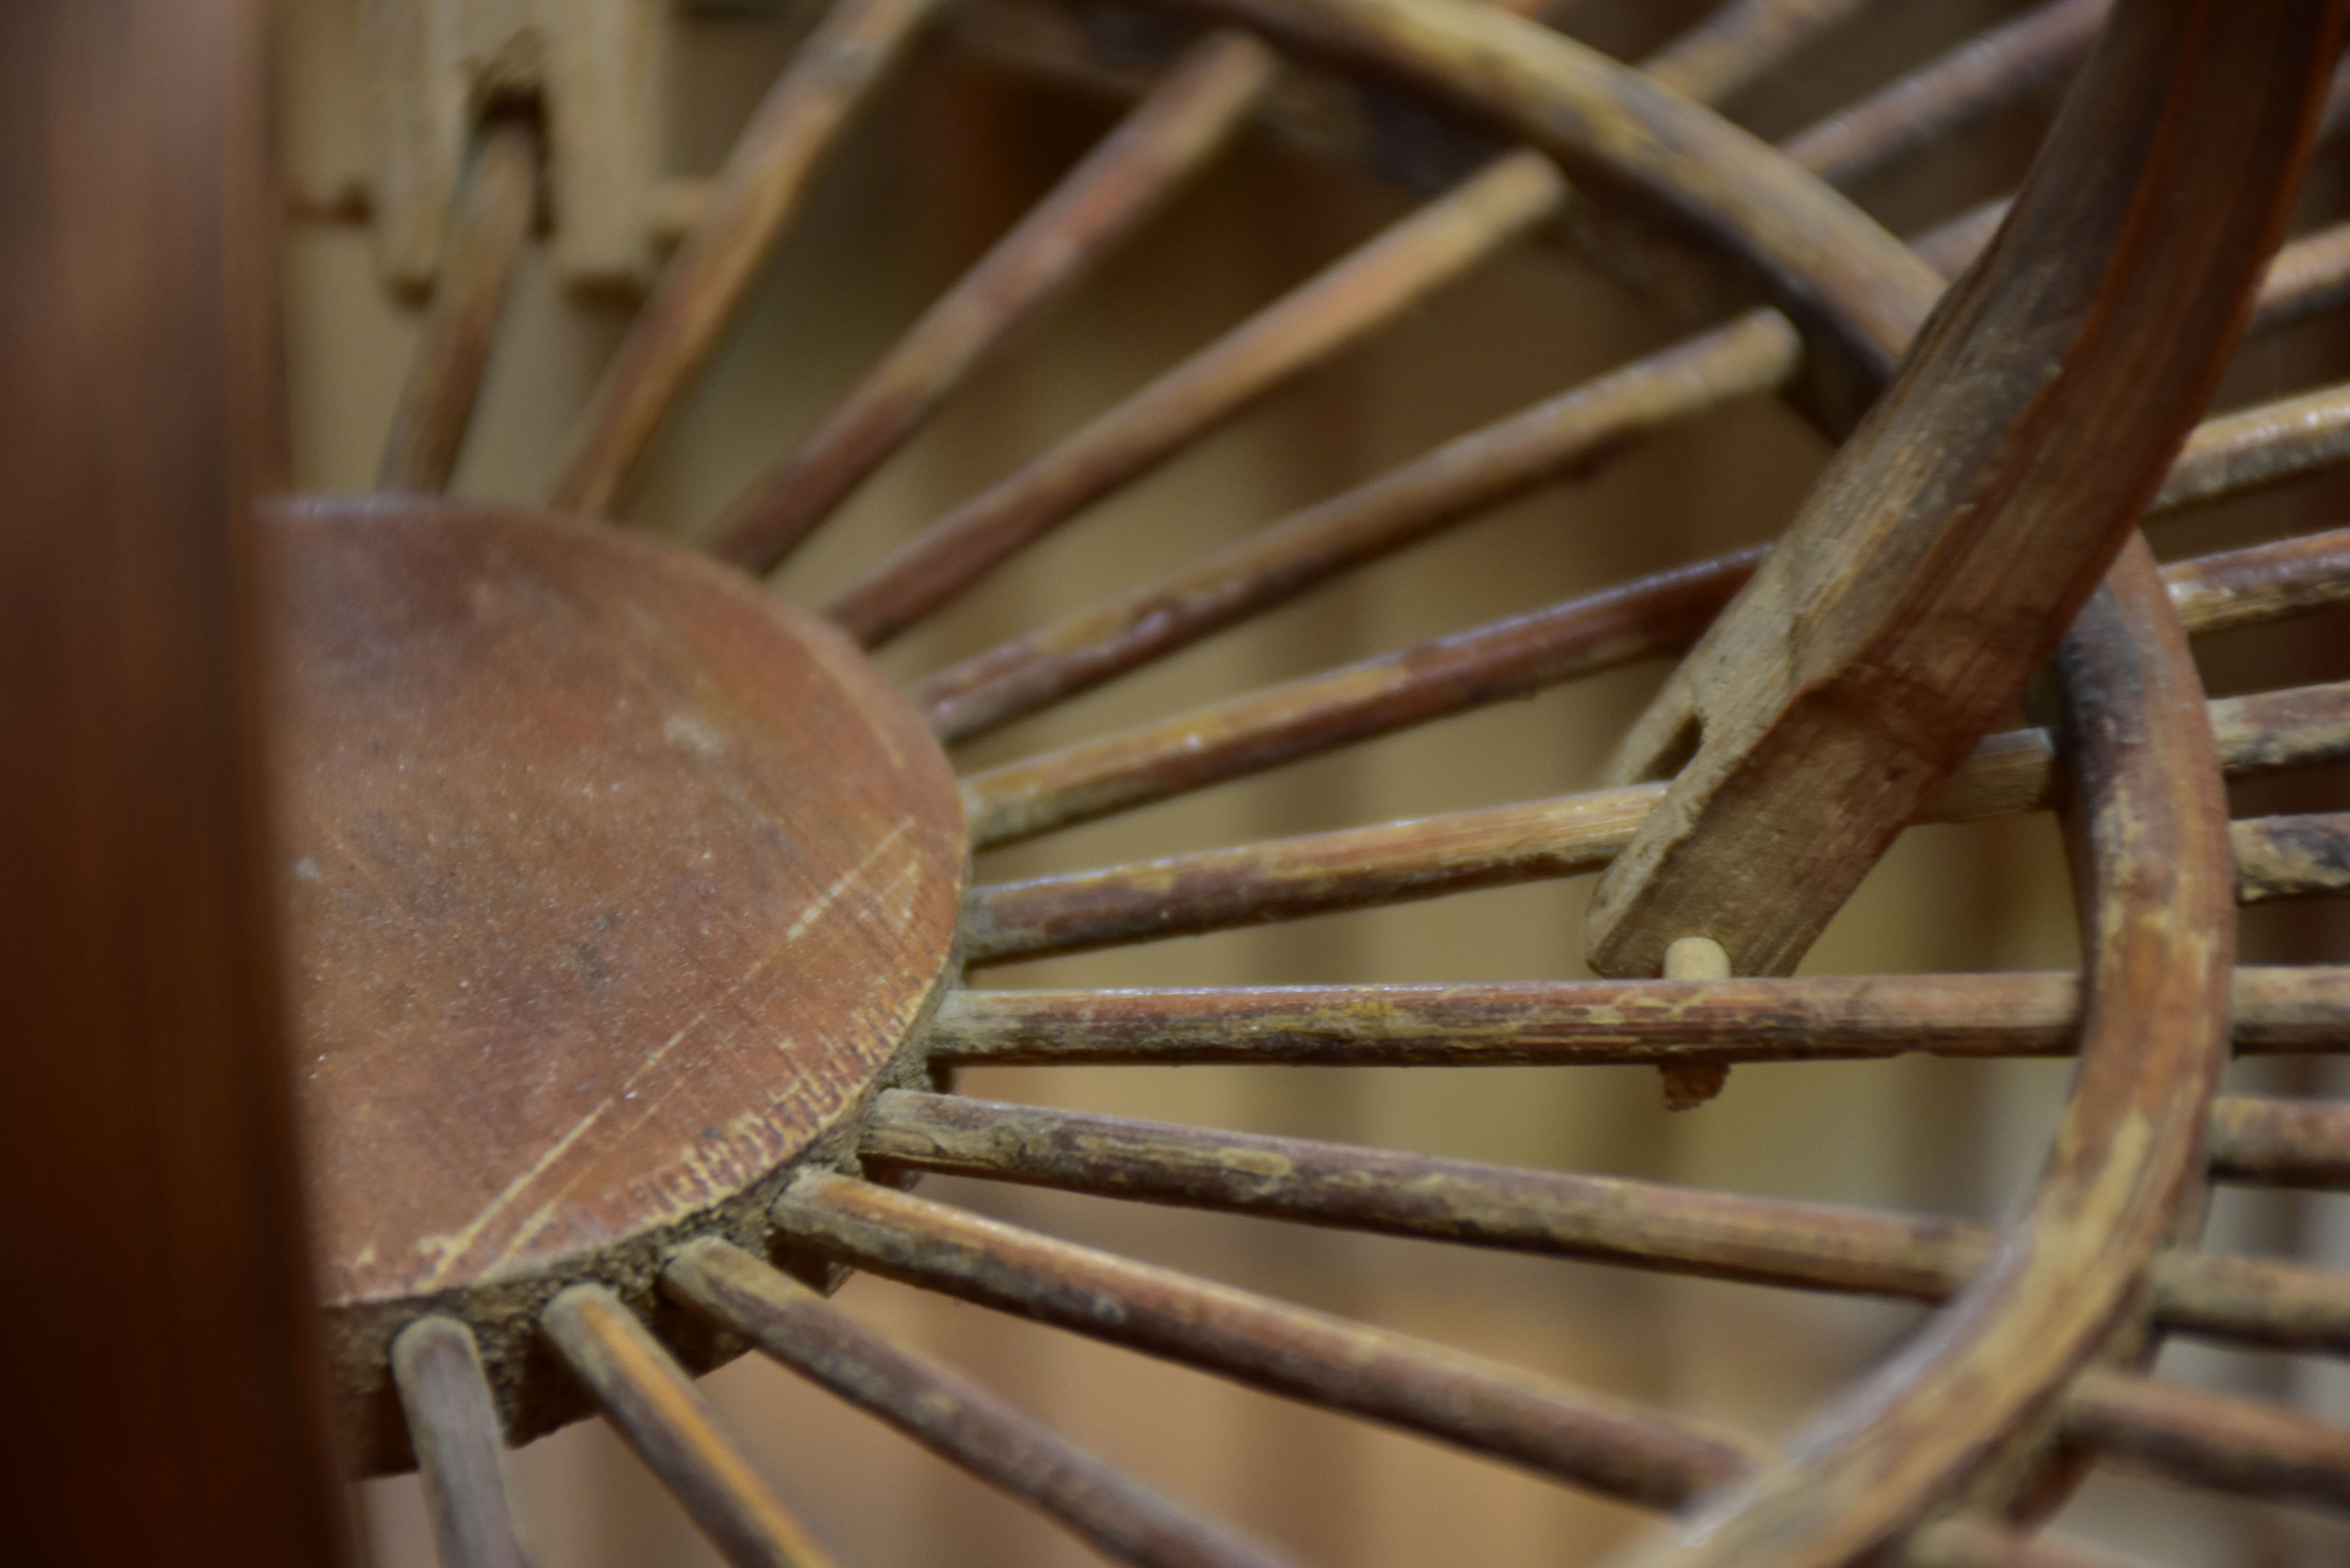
2236;813;2350;904
541;1285;841;1568
391;1318;536;1568
1777;0;2107;189
856;1091;2350;1357
2063;1369;2350;1516
772;1170;1760;1507
959;682;2350;962
1588;1;2340;982
916;190;2350;752
921;968;2350;1067
2209;1095;2350;1189
822;148;1569;645
550;0;937;516
705;32;1278;572
662;1238;1299;1568
378;118;537;493
0;2;356;1561
958;537;2350;850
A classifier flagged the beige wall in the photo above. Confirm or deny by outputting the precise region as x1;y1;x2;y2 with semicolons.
284;1;2350;1561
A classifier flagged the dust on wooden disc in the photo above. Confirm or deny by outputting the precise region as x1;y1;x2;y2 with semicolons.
272;497;963;1332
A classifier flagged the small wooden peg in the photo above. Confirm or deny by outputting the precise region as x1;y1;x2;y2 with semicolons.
1658;936;1731;1110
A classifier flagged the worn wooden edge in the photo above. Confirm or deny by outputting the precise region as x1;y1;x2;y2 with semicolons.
390;1317;536;1568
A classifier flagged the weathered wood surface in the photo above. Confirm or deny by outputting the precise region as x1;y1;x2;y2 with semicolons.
773;1170;1762;1507
379;117;537;493
0;1;355;1560
1588;0;2340;982
1614;538;2237;1565
860;1092;2350;1513
709;32;1277;573
2235;813;2350;904
823;148;1569;645
2209;1095;2350;1189
922;967;2350;1066
271;497;962;1462
958;679;2350;962
664;1238;1300;1568
391;1318;536;1568
957;536;2350;850
551;0;937;516
915;177;2350;752
543;1285;841;1568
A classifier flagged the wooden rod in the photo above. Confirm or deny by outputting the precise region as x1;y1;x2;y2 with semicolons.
550;0;937;516
378;118;538;493
390;1318;536;1568
923;967;2350;1065
820;0;1939;649
822;148;1569;645
857;1091;2350;1363
1777;0;2107;189
2063;1368;2350;1516
916;196;2350;751
770;1171;1758;1507
2209;1095;2350;1189
662;1238;1299;1568
541;1285;841;1568
1636;0;1881;103
2235;813;2350;904
958;682;2350;963
2157;380;2350;516
705;32;1278;573
958;535;2350;851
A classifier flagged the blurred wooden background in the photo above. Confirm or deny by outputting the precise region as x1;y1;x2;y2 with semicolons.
279;1;2350;1561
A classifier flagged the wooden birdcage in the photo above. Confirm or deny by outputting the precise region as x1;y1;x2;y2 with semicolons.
11;2;2350;1566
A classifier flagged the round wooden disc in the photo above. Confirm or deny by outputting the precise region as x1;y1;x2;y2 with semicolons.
273;498;963;1327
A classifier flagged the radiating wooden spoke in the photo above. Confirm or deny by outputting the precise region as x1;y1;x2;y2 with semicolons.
551;0;938;516
390;1317;536;1568
959;679;2350;960
822;148;1569;645
379;119;537;493
2236;814;2350;904
662;1238;1299;1568
706;32;1279;573
541;1285;842;1568
771;1169;1760;1507
2061;1370;2350;1517
820;0;1964;649
915;197;2350;749
957;534;2350;850
921;968;2350;1067
2209;1095;2350;1189
1775;0;2106;189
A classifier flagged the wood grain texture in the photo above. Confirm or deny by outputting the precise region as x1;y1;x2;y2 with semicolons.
551;0;937;516
1588;0;2342;981
2061;1369;2350;1516
772;1171;1761;1507
379;117;538;493
709;31;1278;573
858;1092;2350;1356
920;967;2350;1067
913;127;2350;752
823;147;1569;645
0;0;356;1559
958;679;2350;963
957;538;2350;850
543;1285;841;1568
2209;1096;2350;1189
391;1318;536;1568
270;497;962;1462
2235;812;2350;904
664;1238;1301;1568
1611;543;2236;1566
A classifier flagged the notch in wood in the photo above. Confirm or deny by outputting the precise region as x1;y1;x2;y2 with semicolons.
1586;0;2345;981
